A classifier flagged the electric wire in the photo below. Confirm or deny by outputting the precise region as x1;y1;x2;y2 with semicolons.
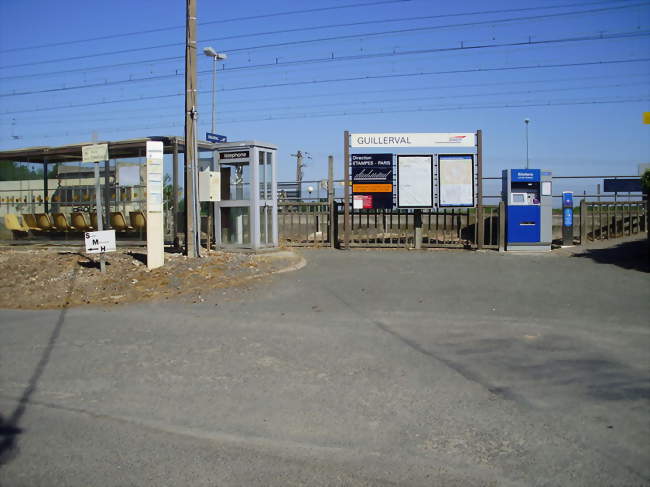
3;95;646;141
2;30;648;97
0;0;412;53
4;71;646;123
3;80;645;127
2;57;647;115
1;1;646;70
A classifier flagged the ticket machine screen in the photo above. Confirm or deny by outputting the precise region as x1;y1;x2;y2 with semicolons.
510;182;540;205
511;193;525;204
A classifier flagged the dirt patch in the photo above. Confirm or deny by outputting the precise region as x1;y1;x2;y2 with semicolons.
0;247;301;309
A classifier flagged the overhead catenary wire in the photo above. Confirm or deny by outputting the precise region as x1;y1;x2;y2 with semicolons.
0;0;412;54
226;96;650;123
1;1;646;70
3;95;647;141
3;80;646;127
2;57;648;115
1;0;643;81
4;71;647;123
2;30;648;97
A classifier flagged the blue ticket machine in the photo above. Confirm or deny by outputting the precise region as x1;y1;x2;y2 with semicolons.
502;169;552;251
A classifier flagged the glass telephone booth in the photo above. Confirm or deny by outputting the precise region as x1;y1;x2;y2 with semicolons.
212;141;278;249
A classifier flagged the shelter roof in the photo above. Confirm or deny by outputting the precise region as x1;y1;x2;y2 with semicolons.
0;136;217;164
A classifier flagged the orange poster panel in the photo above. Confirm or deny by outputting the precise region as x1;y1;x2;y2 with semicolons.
353;183;393;193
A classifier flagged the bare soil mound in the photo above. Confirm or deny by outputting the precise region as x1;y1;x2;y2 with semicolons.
0;248;300;309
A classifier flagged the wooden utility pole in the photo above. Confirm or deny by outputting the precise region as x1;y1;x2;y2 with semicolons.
294;150;304;184
291;150;308;200
184;0;199;257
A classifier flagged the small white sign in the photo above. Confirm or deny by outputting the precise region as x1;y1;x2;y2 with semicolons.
351;133;476;148
82;143;109;163
146;141;164;213
85;230;116;254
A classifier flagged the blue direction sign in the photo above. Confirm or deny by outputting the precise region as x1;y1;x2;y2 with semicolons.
603;178;641;193
206;132;227;143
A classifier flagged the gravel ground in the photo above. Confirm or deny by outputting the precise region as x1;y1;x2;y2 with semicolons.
0;247;301;309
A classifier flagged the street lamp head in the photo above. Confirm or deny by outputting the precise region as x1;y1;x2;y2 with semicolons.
524;118;530;124
203;46;227;60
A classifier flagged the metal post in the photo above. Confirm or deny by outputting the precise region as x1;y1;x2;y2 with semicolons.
562;191;574;246
211;57;216;134
525;119;530;170
328;155;335;249
207;57;216;251
414;209;422;249
498;200;506;252
172;139;179;248
94;162;106;273
343;130;350;249
476;129;484;249
580;199;587;245
104;158;111;228
43;160;49;213
184;0;199;258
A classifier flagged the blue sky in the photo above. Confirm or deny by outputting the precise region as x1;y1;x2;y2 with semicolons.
1;0;648;191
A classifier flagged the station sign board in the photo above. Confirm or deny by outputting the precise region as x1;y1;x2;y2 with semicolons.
351;153;393;209
603;178;641;193
206;132;227;143
350;133;476;148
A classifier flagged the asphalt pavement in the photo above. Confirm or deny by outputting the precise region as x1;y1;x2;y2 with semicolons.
1;238;648;486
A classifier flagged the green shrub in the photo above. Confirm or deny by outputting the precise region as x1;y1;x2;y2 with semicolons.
642;169;650;194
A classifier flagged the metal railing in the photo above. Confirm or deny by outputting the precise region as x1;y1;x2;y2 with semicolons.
580;200;647;242
277;201;502;250
278;202;331;246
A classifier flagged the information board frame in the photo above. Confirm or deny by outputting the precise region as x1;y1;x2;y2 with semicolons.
437;153;475;207
351;153;394;209
396;154;434;208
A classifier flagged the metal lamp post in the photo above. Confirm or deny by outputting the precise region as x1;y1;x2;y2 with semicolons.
202;47;227;251
524;118;530;169
203;47;227;133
